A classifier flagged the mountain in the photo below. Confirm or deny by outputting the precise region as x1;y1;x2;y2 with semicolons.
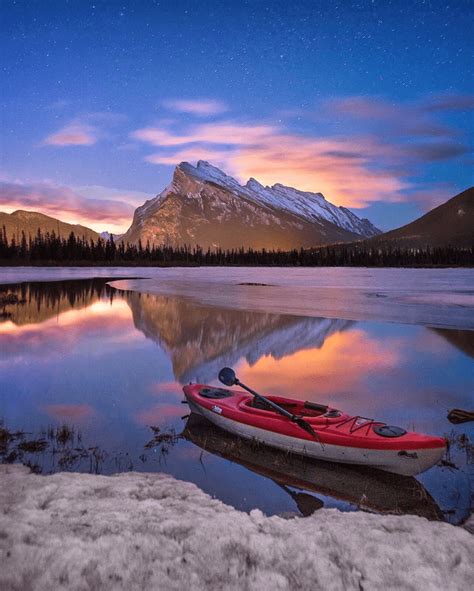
372;187;473;248
0;210;100;242
121;161;380;249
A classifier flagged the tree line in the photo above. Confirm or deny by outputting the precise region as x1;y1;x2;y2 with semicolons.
0;227;472;267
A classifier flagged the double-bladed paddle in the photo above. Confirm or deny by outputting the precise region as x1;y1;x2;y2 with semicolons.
218;367;319;439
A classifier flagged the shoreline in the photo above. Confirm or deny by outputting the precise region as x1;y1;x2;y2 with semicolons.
2;262;473;268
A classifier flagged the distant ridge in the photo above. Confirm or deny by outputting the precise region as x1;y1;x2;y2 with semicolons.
0;210;100;242
370;187;473;248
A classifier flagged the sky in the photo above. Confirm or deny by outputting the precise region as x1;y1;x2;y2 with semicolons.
0;0;473;233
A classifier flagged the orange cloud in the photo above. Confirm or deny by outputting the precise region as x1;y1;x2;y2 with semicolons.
132;121;409;207
44;123;97;146
133;93;471;208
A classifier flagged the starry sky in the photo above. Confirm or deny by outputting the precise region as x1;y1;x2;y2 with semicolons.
1;0;473;233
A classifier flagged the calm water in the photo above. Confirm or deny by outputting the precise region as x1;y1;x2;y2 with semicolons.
1;278;473;524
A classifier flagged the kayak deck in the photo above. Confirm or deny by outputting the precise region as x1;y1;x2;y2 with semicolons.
183;384;446;476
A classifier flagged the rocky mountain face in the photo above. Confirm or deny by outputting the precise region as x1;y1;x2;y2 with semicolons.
371;187;473;248
0;210;99;243
121;161;380;249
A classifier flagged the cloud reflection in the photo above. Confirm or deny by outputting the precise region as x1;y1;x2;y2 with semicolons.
44;403;96;421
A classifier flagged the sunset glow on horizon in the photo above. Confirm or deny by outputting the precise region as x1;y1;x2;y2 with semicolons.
1;1;472;232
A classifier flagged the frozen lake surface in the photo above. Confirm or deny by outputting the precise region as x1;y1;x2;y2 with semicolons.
1;266;474;328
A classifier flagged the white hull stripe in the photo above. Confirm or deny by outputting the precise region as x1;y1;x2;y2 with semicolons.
188;401;444;477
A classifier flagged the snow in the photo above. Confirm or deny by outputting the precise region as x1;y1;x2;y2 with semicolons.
174;161;380;237
1;465;472;591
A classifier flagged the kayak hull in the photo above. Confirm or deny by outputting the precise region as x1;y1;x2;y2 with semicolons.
184;387;446;476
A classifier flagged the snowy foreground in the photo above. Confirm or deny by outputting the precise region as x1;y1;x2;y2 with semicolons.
1;465;472;591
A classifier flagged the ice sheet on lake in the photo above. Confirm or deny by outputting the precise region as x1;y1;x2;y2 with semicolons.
1;465;472;591
1;267;473;329
112;268;474;330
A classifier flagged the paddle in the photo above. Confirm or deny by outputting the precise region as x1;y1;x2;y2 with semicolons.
447;408;474;424
218;367;319;439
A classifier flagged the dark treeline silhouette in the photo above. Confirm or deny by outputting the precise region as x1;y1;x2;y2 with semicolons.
1;227;473;267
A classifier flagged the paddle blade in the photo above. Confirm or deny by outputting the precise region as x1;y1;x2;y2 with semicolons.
447;408;474;424
219;367;237;387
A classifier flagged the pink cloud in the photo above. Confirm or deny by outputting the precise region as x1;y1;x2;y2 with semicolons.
133;120;409;207
132;90;471;208
162;98;228;116
133;121;277;147
0;180;135;231
44;123;97;146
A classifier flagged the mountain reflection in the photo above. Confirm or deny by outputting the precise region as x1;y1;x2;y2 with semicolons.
1;278;472;523
126;291;353;382
1;280;354;381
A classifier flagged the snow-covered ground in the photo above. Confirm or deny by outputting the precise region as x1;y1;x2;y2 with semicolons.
1;465;472;591
1;266;473;329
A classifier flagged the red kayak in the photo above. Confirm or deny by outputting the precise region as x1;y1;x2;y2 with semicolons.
183;383;446;476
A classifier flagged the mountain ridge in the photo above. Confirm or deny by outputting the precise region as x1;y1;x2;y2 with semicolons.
121;161;381;249
0;210;100;243
368;187;473;248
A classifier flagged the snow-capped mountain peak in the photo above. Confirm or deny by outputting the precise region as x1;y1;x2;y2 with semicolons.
121;161;381;248
171;162;380;237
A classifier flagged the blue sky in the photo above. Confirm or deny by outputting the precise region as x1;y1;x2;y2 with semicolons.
1;0;472;232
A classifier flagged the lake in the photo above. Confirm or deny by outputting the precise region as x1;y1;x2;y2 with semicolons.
1;268;473;525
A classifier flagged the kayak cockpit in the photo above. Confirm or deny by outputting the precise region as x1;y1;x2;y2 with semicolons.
239;396;343;420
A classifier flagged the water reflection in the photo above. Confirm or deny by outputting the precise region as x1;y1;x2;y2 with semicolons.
0;278;117;325
127;291;353;382
0;278;473;523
